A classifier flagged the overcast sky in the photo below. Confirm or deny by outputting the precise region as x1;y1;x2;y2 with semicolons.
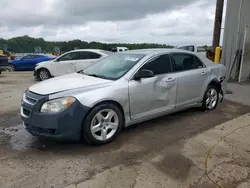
0;0;225;45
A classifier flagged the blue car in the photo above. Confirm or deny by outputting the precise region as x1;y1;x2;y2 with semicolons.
10;54;56;71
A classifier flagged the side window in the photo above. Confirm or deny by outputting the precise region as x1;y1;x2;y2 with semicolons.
58;52;79;61
140;54;172;75
171;53;204;72
33;55;40;59
22;55;36;60
193;56;205;68
78;52;101;60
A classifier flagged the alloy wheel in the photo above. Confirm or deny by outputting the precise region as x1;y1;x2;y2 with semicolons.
205;88;218;109
90;109;119;141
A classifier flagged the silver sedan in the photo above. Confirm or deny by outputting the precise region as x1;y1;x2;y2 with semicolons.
21;49;227;145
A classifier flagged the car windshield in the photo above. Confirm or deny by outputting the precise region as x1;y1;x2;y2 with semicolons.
83;53;145;80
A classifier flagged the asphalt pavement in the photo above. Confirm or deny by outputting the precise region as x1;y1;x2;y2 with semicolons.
1;72;250;188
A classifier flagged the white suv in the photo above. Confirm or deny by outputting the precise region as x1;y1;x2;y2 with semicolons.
34;49;112;81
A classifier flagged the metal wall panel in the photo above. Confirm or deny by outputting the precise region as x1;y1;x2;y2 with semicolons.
222;0;250;80
239;25;250;82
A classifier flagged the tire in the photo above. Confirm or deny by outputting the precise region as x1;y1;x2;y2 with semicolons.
38;68;51;81
9;64;15;72
201;85;219;111
82;103;123;145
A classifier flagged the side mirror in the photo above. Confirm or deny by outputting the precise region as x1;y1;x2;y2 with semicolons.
134;69;154;80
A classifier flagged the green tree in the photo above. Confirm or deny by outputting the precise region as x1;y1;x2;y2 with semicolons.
1;35;175;53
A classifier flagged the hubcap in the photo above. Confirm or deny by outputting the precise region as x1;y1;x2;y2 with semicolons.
91;109;119;141
206;88;218;109
40;70;49;80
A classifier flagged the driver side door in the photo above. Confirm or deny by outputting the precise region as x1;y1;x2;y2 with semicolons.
18;55;38;70
52;52;78;76
128;54;177;120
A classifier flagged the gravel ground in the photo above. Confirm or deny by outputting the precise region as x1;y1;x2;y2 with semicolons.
0;71;250;188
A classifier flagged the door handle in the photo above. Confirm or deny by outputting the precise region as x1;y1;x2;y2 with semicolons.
165;77;176;82
201;71;208;76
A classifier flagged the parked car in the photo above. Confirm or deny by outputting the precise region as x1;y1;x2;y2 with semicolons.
34;49;112;81
0;55;9;74
9;54;56;71
111;47;129;52
21;49;226;145
176;45;206;57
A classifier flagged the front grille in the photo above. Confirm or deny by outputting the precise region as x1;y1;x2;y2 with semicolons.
21;91;48;118
26;95;38;104
23;108;31;117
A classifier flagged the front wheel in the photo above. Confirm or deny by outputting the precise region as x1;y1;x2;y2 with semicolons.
82;103;123;145
9;64;15;72
38;68;51;81
201;85;219;111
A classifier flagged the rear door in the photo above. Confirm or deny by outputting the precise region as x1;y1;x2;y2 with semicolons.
129;54;177;120
51;52;78;76
170;53;209;108
74;51;102;72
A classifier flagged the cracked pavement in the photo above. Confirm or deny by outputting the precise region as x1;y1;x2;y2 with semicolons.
1;72;250;188
67;114;250;188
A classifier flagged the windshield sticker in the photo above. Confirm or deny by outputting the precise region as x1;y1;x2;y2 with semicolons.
125;57;139;62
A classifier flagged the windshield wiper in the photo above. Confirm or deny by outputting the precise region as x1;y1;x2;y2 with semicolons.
77;69;84;74
85;74;108;79
77;71;110;80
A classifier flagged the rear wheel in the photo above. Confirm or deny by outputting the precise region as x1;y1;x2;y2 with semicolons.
38;68;51;81
201;85;219;111
82;103;123;145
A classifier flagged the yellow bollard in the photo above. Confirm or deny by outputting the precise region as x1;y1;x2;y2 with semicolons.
214;46;221;64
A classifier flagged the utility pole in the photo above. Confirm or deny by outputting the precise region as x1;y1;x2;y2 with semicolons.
212;0;224;53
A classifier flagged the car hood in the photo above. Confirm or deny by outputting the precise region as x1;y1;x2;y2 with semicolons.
29;73;112;95
36;60;54;66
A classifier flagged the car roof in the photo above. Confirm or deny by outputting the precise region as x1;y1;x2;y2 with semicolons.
119;48;196;56
69;49;110;53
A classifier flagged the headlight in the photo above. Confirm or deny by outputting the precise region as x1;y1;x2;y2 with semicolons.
40;97;76;113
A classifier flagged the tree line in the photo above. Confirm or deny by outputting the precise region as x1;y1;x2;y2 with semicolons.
0;35;175;53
